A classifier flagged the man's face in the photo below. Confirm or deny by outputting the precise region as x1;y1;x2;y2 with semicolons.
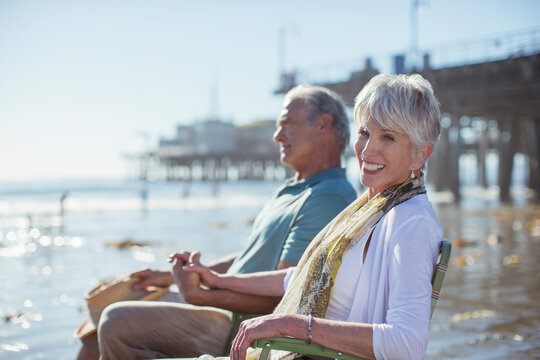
273;98;320;174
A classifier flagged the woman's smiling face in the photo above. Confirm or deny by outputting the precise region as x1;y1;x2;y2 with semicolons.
355;117;422;199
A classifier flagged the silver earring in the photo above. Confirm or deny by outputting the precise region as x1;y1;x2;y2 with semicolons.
410;170;415;179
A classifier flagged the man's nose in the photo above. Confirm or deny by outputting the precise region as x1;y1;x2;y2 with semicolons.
273;127;284;142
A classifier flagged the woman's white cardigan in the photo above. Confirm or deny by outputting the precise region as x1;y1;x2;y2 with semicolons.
284;194;443;360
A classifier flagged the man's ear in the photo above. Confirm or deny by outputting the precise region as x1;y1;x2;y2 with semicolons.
316;113;334;133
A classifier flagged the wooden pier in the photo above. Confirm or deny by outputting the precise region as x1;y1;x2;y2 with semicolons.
127;29;540;203
313;54;540;202
276;27;540;203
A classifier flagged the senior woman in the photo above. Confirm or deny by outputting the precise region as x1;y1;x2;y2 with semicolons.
177;73;443;360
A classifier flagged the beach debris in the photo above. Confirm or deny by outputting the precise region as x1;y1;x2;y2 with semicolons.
2;312;24;323
452;251;482;267
486;233;502;246
453;256;473;266
527;217;540;238
105;239;156;248
2;311;42;328
494;209;515;223
502;254;520;266
212;221;230;229
453;256;467;266
452;309;495;323
451;237;476;248
245;217;255;226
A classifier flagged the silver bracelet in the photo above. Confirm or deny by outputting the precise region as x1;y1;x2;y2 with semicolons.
307;314;313;344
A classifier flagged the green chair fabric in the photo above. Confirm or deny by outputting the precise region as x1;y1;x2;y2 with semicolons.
252;240;452;360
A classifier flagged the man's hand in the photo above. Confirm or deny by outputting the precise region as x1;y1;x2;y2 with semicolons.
169;251;205;305
130;269;174;291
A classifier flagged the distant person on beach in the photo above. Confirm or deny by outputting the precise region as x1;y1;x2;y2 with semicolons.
59;191;68;217
140;183;148;212
175;74;443;360
77;85;357;359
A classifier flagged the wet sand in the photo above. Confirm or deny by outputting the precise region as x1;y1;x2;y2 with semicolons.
0;180;539;359
427;202;540;359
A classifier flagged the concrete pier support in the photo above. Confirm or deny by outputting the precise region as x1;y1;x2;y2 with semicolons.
477;128;489;188
527;118;540;201
498;120;517;202
448;116;462;202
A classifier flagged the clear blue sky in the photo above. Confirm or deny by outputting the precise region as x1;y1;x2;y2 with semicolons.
1;0;539;181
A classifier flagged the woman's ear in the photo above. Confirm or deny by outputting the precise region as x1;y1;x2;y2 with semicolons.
411;142;433;170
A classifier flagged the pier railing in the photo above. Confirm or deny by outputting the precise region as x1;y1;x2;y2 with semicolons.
288;26;540;85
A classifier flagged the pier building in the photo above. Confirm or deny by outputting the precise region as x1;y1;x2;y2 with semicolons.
128;119;288;182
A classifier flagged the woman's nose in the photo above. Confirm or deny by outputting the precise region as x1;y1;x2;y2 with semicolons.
361;138;377;157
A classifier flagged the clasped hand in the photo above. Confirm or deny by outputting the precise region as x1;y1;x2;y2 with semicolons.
168;250;222;304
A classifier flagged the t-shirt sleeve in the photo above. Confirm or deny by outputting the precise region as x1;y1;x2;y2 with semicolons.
279;191;351;265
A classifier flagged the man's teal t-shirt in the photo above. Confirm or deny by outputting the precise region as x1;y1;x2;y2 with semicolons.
227;167;356;275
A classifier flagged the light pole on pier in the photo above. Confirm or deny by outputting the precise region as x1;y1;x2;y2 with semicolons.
410;0;429;71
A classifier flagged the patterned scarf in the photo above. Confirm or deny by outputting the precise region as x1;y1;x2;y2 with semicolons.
256;177;426;360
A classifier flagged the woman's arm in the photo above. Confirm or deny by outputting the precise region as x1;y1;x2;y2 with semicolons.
173;252;288;297
214;269;289;297
372;214;442;360
230;315;375;360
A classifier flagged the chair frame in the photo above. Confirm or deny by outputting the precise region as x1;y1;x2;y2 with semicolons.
251;240;452;360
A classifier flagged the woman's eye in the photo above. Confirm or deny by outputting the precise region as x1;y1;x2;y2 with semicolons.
384;134;394;141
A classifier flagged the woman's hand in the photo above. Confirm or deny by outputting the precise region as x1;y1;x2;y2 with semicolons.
182;256;222;289
231;314;300;360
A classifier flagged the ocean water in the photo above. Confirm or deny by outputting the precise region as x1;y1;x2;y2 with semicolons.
0;178;539;359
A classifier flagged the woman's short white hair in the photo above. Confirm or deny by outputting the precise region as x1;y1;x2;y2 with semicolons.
354;73;441;150
285;84;350;152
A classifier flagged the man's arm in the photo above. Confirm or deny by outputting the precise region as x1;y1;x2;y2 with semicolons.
191;289;282;314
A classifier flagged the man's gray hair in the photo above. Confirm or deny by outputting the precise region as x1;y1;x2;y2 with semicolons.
354;73;441;150
285;84;350;152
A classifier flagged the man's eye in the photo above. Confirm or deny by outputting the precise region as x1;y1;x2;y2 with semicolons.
384;134;395;141
358;130;369;137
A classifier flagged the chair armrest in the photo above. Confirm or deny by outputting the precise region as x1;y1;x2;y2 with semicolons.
252;337;365;360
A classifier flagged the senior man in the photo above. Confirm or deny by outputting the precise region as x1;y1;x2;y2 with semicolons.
86;85;356;360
